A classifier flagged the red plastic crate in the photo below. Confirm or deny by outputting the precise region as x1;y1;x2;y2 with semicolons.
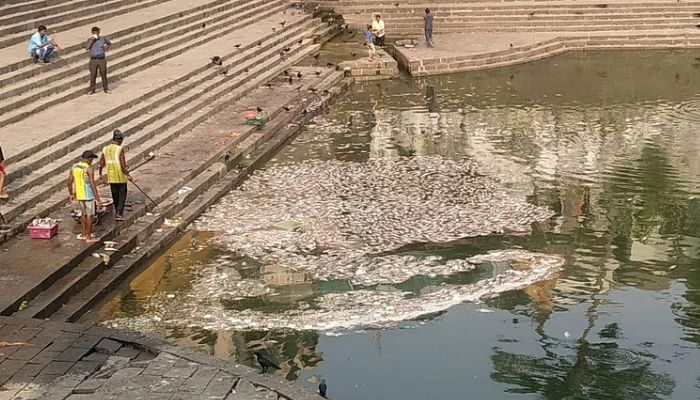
28;223;59;239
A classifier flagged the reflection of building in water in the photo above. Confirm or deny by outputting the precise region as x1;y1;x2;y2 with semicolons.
169;327;322;381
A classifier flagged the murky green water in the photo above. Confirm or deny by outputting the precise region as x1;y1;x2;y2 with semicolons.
90;50;700;399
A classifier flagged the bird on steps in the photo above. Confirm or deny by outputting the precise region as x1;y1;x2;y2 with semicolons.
256;106;263;112
283;70;289;76
528;11;535;16
211;56;222;66
257;41;262;46
254;351;280;373
201;23;206;29
298;38;303;45
319;379;328;398
351;52;357;58
297;71;302;78
234;43;241;49
283;106;290;111
288;76;293;84
509;43;513;48
315;71;322;76
313;53;321;60
280;20;286;27
224;152;231;163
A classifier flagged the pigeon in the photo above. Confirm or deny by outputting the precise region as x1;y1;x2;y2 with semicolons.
509;43;513;48
272;27;276;32
201;23;206;29
283;47;291;52
313;53;321;60
255;351;280;373
283;70;289;76
234;43;241;49
257;41;262;46
315;71;322;76
288;76;293;84
319;379;327;398
243;67;249;73
298;38;303;45
211;56;222;66
224;153;231;163
297;71;302;78
280;21;286;27
256;106;263;112
351;52;357;57
529;11;536;16
265;83;273;88
308;88;318;93
283;106;290;111
326;62;335;67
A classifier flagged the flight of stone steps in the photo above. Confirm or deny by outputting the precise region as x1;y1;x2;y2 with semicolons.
0;0;345;320
315;0;700;35
0;0;337;245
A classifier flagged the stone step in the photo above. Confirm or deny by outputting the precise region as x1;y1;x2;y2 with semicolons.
402;32;700;76
319;0;700;5
14;67;341;321
0;0;290;127
4;7;307;179
383;18;698;29
0;0;146;28
0;22;332;246
53;70;346;323
0;0;80;18
329;2;700;13
0;17;323;218
0;0;231;76
342;10;699;19
386;22;696;34
0;0;165;47
0;0;254;90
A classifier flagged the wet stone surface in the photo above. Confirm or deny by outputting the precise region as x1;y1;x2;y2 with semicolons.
0;317;306;400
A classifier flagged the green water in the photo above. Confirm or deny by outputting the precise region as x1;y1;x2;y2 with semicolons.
90;50;700;399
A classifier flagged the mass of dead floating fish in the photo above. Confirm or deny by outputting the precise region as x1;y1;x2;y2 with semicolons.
194;156;552;253
104;250;564;332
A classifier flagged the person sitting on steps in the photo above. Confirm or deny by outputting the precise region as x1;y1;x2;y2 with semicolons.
372;14;386;47
28;25;61;64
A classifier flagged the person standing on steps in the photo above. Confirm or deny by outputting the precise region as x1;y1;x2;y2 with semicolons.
86;26;111;94
68;150;102;243
99;130;131;221
372;14;386;47
424;8;434;48
28;25;61;63
0;145;8;199
365;25;377;60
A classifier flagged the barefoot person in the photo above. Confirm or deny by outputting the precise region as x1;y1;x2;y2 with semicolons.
68;151;102;243
99;130;131;221
0;145;7;199
28;25;61;63
365;25;377;60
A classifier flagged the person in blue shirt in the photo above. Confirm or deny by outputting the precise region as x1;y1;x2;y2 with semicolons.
365;25;376;60
27;25;61;63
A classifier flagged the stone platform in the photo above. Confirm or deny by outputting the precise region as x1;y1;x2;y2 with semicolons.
339;48;399;81
389;30;700;76
0;317;321;400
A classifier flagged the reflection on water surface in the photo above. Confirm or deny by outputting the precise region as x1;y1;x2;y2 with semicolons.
90;50;700;399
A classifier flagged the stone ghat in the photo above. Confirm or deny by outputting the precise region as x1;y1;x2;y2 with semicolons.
314;0;700;35
390;30;700;76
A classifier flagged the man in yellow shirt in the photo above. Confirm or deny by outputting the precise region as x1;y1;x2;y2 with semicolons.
68;150;102;243
99;130;131;221
372;14;386;47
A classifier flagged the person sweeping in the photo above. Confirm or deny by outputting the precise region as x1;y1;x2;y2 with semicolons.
99;130;131;221
68;150;102;242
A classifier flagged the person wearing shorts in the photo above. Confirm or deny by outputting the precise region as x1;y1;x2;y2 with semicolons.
365;25;377;60
68;150;102;242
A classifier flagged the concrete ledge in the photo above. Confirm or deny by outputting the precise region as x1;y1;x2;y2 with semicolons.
390;30;700;76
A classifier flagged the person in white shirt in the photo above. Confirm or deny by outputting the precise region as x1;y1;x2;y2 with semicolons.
372;14;386;47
